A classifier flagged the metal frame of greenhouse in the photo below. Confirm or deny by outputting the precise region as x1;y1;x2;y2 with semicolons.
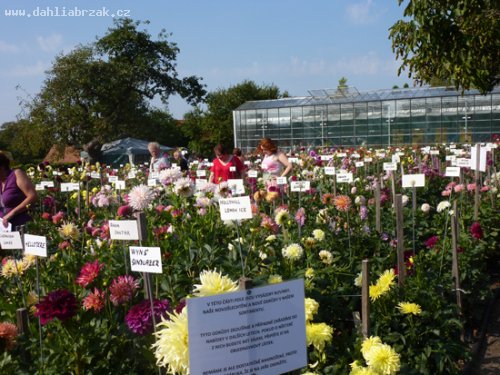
233;86;500;153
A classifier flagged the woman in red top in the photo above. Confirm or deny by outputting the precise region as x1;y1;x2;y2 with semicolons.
209;144;246;184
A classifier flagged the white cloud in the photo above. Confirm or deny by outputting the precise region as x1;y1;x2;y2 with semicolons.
7;61;48;77
0;41;21;54
346;0;377;25
36;33;63;52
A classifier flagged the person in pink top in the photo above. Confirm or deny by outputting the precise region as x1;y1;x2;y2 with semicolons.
209;144;246;184
257;138;292;183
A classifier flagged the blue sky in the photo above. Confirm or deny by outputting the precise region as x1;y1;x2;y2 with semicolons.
0;0;411;125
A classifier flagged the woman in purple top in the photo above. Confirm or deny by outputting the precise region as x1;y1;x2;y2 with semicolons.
0;152;37;229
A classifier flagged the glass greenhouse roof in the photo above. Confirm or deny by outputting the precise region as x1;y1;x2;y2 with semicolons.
235;86;500;111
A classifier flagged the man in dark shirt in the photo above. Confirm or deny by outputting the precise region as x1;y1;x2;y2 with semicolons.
173;150;189;171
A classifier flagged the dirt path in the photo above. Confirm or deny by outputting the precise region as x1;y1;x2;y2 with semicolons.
476;285;500;375
479;297;500;374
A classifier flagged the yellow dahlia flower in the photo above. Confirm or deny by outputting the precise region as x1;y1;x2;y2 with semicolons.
397;302;422;315
306;322;333;351
361;336;382;358
58;222;80;240
365;343;400;375
268;274;283;284
153;308;189;374
304;298;319;322
192;269;238;297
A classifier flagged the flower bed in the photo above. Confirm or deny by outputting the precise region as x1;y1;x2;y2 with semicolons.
0;143;499;374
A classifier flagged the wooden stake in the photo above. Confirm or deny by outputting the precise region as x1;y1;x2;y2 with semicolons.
361;259;370;338
451;202;462;311
375;178;381;233
474;145;480;220
395;194;406;285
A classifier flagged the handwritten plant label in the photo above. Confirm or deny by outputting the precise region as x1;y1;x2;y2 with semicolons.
24;234;47;257
228;179;245;195
383;162;397;171
188;278;307;375
324;167;336;176
430;150;440;155
445;167;461;177
113;180;126;190
60;182;80;192
355;161;364;168
147;178;158;187
320;155;334;161
127;171;137;179
364;157;373;163
288;157;299;164
196;169;207;177
0;232;23;249
195;179;208;191
229;166;236;172
129;247;162;274
290;181;310;192
219;196;252;221
402;174;425;188
456;158;471;168
445;155;456;162
108;220;139;241
35;184;45;191
247;170;258;178
391;154;400;163
336;173;353;183
40;181;54;188
91;172;101;179
276;177;287;185
108;175;118;182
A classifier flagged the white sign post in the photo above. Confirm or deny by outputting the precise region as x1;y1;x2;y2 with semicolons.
24;234;47;257
129;247;162;274
188;279;307;375
219;197;253;221
0;232;23;249
108;220;139;241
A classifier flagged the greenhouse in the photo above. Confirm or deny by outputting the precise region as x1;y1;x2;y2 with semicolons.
233;86;500;153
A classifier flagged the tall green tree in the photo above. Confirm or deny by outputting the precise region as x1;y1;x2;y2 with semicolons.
389;0;499;93
28;19;206;147
0;120;50;164
182;80;288;157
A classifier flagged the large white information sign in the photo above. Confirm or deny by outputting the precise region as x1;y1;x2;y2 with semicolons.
108;220;139;241
129;246;162;273
188;279;307;375
24;234;47;257
219;196;253;221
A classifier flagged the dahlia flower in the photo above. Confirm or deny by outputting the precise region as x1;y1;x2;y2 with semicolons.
192;269;238;297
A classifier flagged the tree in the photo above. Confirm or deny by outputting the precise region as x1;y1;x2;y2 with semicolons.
182;81;288;157
389;0;499;93
28;19;206;147
0;120;51;164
